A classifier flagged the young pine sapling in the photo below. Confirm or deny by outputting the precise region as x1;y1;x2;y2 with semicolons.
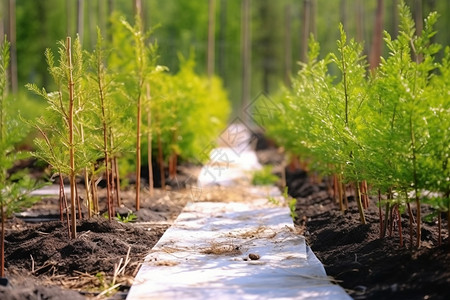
0;36;41;277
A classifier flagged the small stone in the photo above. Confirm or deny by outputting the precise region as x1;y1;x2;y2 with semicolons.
353;285;367;294
0;277;9;287
390;283;398;292
248;253;260;260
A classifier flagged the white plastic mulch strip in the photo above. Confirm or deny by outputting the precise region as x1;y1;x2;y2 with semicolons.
126;198;351;300
197;148;262;187
29;185;70;196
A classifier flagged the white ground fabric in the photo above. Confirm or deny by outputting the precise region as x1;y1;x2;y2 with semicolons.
197;147;262;187
126;197;351;300
128;124;350;299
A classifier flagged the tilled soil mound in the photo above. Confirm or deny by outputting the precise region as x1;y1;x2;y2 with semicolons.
1;159;449;299
289;168;450;300
1;217;168;299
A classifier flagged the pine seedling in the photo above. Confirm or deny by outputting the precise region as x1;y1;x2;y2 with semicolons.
27;36;90;239
0;36;42;277
121;15;158;210
87;29;115;220
86;28;130;218
367;2;444;247
329;24;368;224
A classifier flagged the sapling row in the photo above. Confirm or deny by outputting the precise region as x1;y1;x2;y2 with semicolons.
262;2;449;248
0;36;41;277
26;14;230;239
121;15;158;210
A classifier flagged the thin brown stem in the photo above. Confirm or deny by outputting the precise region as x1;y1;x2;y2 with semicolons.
76;182;82;220
333;174;338;203
409;112;421;248
438;212;441;246
60;173;71;238
113;157;121;206
67;37;77;239
396;204;403;247
389;205;394;237
91;177;99;215
59;176;64;221
98;61;112;219
146;84;154;197
136;92;142;210
406;190;414;249
157;133;165;191
382;190;391;238
109;133;121;207
378;189;383;239
1;202;5;277
355;181;366;224
84;169;92;218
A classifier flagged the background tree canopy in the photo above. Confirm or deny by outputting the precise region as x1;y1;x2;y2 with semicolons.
1;0;449;116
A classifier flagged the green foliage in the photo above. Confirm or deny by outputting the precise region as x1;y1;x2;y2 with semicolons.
1;37;42;280
149;55;230;163
363;2;447;198
0;37;41;217
283;187;297;220
26;14;231;210
288;197;298;220
261;2;449;231
115;212;137;223
267;196;280;206
267;187;297;220
0;173;43;217
252;165;279;186
26;36;100;176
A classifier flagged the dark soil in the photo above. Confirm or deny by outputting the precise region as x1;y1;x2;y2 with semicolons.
287;168;450;300
2;218;167;300
0;187;189;300
1;152;449;299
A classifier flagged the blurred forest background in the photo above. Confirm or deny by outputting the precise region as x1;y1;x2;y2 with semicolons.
0;0;449;115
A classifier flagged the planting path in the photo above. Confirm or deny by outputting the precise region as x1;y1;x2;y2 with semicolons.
126;190;350;299
127;125;350;299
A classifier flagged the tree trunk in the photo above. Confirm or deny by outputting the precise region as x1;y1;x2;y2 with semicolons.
0;2;4;39
134;0;142;17
207;0;216;78
414;0;423;63
283;4;292;87
98;0;106;36
310;0;316;37
355;0;364;43
369;0;384;70
1;202;5;277
66;0;74;36
241;0;251;121
218;0;227;84
77;0;84;44
340;0;347;31
6;0;17;94
300;0;311;63
392;0;399;38
414;0;423;36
